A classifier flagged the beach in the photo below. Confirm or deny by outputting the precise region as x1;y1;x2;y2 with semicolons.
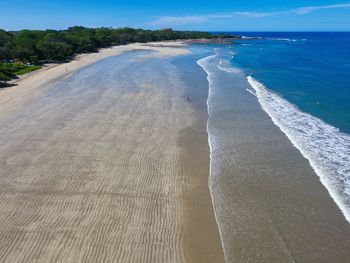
0;42;224;262
1;38;350;263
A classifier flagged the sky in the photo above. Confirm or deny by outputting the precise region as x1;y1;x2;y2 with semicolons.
1;0;350;31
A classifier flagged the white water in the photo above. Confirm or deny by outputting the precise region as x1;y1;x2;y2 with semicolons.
247;76;350;223
197;54;229;262
218;60;241;74
198;51;350;225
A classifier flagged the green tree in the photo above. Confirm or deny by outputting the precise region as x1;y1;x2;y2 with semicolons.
95;28;113;47
0;30;13;60
5;30;43;62
36;32;73;61
65;26;97;53
0;62;12;85
0;72;11;84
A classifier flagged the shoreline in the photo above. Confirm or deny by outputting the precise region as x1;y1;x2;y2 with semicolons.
200;51;350;262
0;42;224;262
4;41;190;86
172;53;225;261
0;41;189;118
2;37;242;88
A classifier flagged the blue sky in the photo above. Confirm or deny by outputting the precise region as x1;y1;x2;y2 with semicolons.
1;0;350;31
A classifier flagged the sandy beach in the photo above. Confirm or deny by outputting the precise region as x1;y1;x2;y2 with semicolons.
0;42;224;262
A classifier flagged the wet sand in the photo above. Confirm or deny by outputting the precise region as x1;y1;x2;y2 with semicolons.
173;51;224;262
0;43;224;262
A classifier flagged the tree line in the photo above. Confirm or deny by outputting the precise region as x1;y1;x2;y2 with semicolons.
0;27;235;84
0;27;235;63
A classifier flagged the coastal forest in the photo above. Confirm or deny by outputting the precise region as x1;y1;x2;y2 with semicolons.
0;27;231;83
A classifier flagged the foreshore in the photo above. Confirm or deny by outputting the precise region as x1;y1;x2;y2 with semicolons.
0;42;224;262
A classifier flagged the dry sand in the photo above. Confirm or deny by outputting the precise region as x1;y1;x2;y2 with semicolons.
0;42;224;262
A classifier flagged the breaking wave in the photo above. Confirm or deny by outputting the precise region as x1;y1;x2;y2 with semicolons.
247;76;350;223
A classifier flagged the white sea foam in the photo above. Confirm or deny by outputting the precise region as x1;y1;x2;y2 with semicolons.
246;88;257;97
241;36;263;40
218;60;241;74
265;38;307;42
247;76;350;223
270;38;298;42
197;54;229;262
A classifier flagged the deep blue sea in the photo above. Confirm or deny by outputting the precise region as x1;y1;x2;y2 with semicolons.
229;32;350;134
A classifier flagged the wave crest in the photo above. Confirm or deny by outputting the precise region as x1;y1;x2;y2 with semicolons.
247;76;350;223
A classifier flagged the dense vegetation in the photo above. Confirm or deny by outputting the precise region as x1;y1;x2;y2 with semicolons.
0;61;41;75
0;27;235;84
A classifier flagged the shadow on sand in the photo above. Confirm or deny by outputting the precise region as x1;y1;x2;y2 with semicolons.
0;82;17;89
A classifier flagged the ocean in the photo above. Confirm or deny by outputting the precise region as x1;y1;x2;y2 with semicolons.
195;32;350;261
230;32;350;133
233;32;350;222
